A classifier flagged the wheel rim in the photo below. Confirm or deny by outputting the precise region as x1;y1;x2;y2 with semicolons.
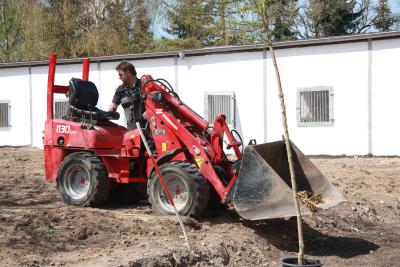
156;172;190;213
63;165;91;200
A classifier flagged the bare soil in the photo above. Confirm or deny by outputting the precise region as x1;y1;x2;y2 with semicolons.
0;147;399;267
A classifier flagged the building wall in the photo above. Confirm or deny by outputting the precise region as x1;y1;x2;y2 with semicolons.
0;67;31;146
265;42;369;155
177;52;265;144
371;38;400;156
0;38;398;155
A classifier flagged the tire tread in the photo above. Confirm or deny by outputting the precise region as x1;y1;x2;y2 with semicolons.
56;152;110;207
148;161;209;218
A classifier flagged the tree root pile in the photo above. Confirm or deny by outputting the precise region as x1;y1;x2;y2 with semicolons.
298;191;322;212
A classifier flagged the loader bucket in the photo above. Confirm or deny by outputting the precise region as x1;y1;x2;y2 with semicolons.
231;141;345;220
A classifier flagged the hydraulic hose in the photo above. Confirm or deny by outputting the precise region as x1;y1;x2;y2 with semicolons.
230;129;244;155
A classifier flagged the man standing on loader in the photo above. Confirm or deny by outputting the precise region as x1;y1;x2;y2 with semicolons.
108;61;147;130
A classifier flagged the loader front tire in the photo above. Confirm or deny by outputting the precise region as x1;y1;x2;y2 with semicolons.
148;161;209;218
56;152;110;207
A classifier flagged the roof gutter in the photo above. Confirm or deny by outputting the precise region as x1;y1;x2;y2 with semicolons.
0;31;399;69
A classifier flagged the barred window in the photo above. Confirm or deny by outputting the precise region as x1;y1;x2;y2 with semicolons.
0;101;11;128
205;92;235;128
297;87;334;127
54;100;70;119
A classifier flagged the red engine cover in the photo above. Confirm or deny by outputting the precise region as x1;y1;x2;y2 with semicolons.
44;119;126;149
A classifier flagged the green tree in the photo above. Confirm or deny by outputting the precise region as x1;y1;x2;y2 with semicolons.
19;1;48;61
299;0;400;36
298;0;375;38
39;0;85;58
0;0;25;62
208;0;245;45
374;0;396;31
71;0;112;56
164;0;214;48
39;0;157;57
88;0;156;55
245;0;298;42
129;0;154;52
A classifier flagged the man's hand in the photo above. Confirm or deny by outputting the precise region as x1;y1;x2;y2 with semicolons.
142;111;148;120
109;102;118;112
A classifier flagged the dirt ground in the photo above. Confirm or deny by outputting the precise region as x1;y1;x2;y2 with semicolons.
0;146;399;267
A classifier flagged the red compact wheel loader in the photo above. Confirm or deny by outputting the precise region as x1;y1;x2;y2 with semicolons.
43;54;345;220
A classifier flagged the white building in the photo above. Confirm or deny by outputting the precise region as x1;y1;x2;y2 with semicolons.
0;31;399;156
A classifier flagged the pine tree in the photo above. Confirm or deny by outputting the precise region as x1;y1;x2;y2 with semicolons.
374;0;395;31
208;0;244;46
299;0;365;38
245;0;298;42
130;0;154;52
165;0;214;48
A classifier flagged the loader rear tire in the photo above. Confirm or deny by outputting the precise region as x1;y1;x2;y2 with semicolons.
148;161;209;218
56;152;110;207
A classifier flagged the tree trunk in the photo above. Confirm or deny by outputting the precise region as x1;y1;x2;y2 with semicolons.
267;37;305;265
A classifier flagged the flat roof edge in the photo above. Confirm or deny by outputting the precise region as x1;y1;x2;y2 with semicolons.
0;31;399;69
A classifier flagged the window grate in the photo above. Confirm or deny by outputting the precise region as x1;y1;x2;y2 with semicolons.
297;87;334;127
205;92;235;127
0;102;10;128
54;101;70;119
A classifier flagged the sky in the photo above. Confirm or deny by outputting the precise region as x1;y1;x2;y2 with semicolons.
389;0;400;11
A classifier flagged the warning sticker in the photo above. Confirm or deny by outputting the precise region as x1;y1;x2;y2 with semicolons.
162;142;167;152
195;157;203;168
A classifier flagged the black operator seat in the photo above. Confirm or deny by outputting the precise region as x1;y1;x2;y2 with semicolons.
68;78;120;121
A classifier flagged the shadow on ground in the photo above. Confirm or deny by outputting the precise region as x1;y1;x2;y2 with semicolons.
245;218;379;258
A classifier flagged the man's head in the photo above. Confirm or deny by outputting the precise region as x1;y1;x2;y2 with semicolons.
116;61;137;85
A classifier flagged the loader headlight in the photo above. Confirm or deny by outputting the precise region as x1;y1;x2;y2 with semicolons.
57;136;65;146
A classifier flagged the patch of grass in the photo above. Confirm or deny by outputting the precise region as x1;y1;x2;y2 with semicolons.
42;227;60;237
27;222;37;230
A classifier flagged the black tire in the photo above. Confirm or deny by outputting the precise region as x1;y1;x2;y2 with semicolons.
148;161;209;218
56;152;110;207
